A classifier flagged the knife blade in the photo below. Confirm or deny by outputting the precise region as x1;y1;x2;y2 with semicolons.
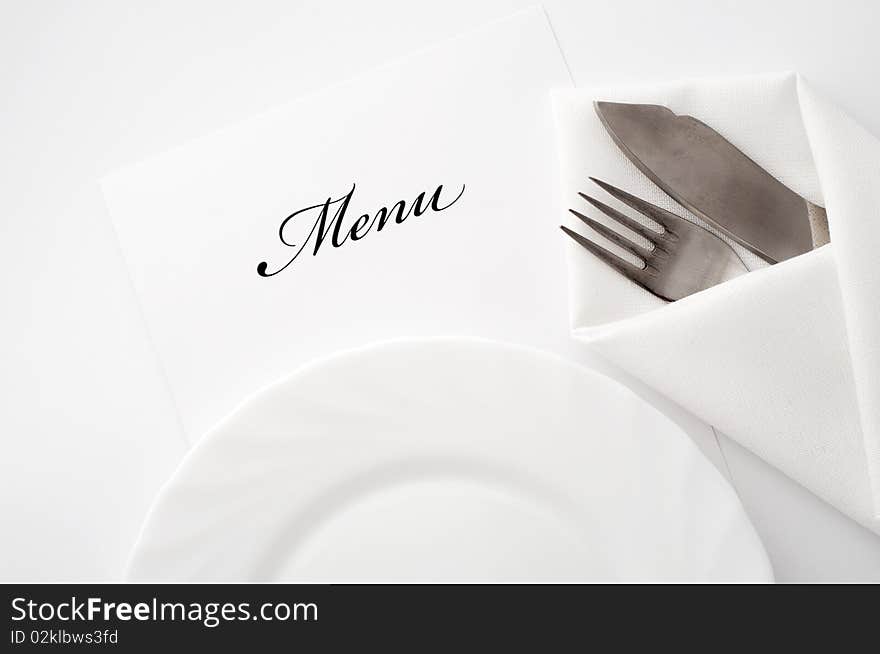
594;101;821;263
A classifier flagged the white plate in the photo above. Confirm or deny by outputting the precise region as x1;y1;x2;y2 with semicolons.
128;338;772;581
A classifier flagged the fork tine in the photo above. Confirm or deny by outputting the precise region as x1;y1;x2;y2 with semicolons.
568;208;651;262
577;192;659;244
560;226;647;281
589;177;680;239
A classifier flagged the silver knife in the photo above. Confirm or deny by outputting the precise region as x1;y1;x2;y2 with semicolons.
594;101;828;263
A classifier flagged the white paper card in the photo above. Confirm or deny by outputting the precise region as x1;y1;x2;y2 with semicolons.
102;8;574;440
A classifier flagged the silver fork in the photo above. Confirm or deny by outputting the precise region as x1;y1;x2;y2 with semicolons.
561;178;749;302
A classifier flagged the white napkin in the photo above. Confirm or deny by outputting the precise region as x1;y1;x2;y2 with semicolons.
552;72;880;532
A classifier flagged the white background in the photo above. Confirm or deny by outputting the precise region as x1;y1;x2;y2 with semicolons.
2;0;880;581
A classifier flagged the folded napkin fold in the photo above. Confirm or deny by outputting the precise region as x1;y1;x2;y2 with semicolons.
552;72;880;532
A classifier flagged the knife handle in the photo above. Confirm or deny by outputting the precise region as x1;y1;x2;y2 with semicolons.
807;202;830;247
